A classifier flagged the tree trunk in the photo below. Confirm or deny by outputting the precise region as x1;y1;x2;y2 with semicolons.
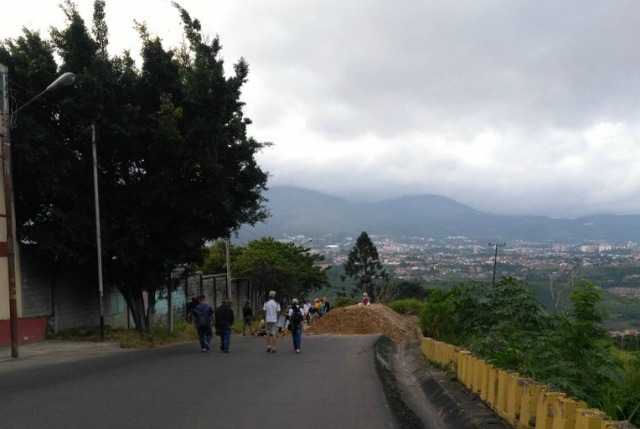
119;284;147;331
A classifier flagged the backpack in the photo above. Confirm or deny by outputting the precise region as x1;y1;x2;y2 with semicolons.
290;305;302;327
193;309;210;328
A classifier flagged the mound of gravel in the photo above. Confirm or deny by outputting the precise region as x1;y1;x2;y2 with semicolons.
306;303;418;343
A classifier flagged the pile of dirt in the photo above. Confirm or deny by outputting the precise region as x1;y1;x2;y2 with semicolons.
305;303;418;343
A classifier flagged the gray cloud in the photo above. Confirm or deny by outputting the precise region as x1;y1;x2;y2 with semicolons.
4;0;640;217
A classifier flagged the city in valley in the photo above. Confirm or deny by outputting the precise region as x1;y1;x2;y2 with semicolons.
313;235;640;290
302;234;640;336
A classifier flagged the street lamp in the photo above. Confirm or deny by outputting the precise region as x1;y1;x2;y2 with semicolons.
0;67;75;358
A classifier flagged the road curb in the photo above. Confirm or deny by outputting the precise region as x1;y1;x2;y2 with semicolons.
375;336;511;429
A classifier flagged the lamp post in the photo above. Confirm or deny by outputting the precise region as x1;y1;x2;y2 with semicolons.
0;67;75;358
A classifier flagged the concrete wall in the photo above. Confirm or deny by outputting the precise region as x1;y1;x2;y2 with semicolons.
0;249;260;346
420;337;635;429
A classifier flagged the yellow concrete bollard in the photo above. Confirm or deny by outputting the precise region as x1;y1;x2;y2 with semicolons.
474;357;488;397
518;380;545;429
506;373;525;426
479;360;492;402
457;350;471;386
468;355;480;393
487;364;500;411
551;396;588;429
601;421;637;429
535;391;566;429
496;370;515;420
574;409;609;429
445;343;457;370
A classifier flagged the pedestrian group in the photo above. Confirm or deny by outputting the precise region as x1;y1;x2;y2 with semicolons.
189;291;330;354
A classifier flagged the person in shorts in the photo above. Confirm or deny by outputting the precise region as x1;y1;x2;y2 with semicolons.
262;290;281;353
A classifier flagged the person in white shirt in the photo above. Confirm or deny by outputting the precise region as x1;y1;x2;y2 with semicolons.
302;300;311;326
262;290;281;353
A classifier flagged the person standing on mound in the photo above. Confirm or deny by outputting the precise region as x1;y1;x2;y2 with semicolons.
362;292;370;306
263;290;281;353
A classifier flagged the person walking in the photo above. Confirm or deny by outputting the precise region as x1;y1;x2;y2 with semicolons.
186;297;199;323
242;300;255;335
314;298;322;319
215;298;235;353
263;290;281;353
288;298;304;353
302;299;311;326
192;295;214;352
321;296;331;316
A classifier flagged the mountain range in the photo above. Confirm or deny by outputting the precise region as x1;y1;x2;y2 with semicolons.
238;186;640;245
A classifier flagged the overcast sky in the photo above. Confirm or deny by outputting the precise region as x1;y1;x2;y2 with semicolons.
2;0;640;218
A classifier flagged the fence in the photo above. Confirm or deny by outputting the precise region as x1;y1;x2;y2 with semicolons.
421;337;636;429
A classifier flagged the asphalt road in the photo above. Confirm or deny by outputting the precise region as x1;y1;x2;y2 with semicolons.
0;334;403;429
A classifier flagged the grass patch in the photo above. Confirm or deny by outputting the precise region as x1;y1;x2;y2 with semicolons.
388;298;425;315
47;321;198;349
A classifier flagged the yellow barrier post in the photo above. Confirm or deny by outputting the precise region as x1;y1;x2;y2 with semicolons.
506;374;525;426
458;350;471;386
535;391;566;429
446;344;457;370
552;396;588;429
574;409;609;429
479;361;492;402
519;381;545;429
496;370;514;420
422;338;434;361
487;364;500;411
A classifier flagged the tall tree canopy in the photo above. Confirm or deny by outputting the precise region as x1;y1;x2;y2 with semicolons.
342;231;388;302
233;237;329;303
0;0;270;330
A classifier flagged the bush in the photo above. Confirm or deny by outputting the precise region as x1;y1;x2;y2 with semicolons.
389;298;424;315
334;296;359;308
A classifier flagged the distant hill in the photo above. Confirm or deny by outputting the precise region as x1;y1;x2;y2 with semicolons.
238;186;640;244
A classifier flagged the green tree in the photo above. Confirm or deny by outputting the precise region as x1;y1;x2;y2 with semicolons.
233;237;329;303
200;240;244;275
1;1;269;330
343;231;388;302
419;276;624;415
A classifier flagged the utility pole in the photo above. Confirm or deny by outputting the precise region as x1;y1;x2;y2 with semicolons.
0;68;75;357
0;64;19;358
92;123;105;341
489;242;506;288
225;236;231;299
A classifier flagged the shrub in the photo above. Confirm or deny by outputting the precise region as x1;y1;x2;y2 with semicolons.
389;298;424;315
334;296;359;308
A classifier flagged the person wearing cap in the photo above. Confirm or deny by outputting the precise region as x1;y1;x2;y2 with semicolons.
287;298;304;353
362;292;370;306
263;290;281;353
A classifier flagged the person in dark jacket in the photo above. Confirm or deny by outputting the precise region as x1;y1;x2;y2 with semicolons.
242;301;255;335
215;299;235;353
186;297;199;323
192;295;214;352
